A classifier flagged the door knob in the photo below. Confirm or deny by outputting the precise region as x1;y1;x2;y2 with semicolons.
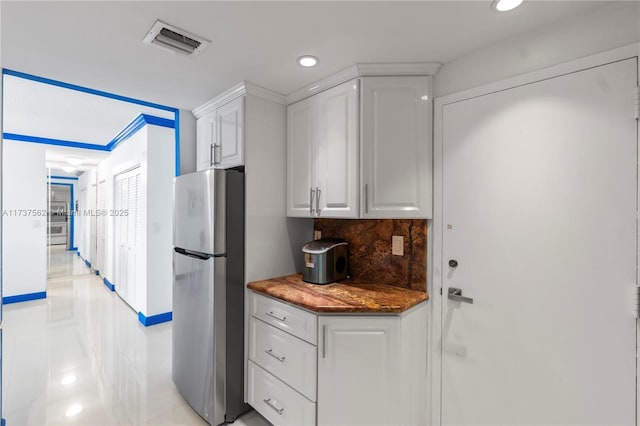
448;287;473;304
448;259;458;268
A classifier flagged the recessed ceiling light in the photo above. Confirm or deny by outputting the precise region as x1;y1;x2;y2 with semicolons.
62;166;76;173
298;55;319;67
492;0;523;12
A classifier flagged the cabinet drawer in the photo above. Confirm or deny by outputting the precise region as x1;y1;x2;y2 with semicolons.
248;361;316;426
250;292;317;344
250;317;317;401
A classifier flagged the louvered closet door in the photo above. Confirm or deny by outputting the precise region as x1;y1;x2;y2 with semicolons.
114;167;142;311
96;180;106;275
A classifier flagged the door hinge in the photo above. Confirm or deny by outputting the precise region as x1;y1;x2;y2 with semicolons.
634;86;639;120
632;284;640;318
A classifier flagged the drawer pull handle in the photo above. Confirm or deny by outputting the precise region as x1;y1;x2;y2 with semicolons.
265;349;286;363
265;311;286;322
263;398;284;415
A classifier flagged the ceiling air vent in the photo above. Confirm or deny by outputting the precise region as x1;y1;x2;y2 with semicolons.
143;20;210;56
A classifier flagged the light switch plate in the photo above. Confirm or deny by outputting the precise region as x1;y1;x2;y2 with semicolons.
314;230;322;240
392;235;404;256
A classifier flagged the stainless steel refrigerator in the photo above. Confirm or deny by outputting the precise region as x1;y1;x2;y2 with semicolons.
172;168;248;425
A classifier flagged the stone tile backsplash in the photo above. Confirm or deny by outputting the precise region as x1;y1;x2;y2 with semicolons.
314;218;427;292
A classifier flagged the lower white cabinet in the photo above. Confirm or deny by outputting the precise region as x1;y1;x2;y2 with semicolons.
248;292;427;426
248;361;316;426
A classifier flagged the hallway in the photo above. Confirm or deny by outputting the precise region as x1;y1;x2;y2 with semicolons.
1;273;268;425
48;246;89;279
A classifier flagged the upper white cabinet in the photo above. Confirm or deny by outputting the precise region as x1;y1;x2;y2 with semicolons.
286;65;436;219
215;96;244;169
196;111;216;171
286;79;359;218
361;76;432;218
286;96;316;216
195;91;245;170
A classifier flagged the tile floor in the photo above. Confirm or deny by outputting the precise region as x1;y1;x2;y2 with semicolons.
47;245;90;279
3;250;270;426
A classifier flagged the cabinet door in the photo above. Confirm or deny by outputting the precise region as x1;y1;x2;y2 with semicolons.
196;112;215;171
286;96;316;217
315;79;359;218
215;96;244;168
317;316;401;426
361;76;432;218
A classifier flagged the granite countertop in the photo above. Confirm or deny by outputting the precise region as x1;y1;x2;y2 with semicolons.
247;274;428;314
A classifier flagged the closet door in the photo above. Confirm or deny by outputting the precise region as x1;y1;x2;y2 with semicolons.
96;180;106;276
114;167;142;311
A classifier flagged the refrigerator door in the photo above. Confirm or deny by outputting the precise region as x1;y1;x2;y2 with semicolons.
174;170;226;255
172;250;226;425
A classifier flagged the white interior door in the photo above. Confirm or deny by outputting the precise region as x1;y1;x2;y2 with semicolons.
89;182;97;268
441;58;638;425
96;180;106;274
114;167;141;310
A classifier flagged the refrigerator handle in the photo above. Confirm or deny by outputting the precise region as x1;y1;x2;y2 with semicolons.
174;247;211;260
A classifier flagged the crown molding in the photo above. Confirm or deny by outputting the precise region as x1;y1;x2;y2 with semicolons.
286;62;441;104
193;81;286;118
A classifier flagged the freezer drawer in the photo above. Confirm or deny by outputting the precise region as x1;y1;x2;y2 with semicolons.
173;170;225;255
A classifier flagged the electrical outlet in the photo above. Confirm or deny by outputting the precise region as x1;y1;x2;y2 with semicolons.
314;230;322;240
392;235;404;256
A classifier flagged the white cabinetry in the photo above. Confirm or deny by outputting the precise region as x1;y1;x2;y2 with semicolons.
195;94;244;170
248;291;427;426
286;71;433;219
215;96;244;168
286;79;359;218
361;76;431;218
196;111;216;171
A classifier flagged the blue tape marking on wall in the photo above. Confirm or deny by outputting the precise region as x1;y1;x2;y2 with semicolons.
2;68;178;113
3;291;46;305
3;133;111;151
84;259;91;268
2;417;6;426
103;278;115;291
138;311;172;327
106;114;175;151
69;247;78;251
175;109;181;176
48;182;75;251
48;175;79;181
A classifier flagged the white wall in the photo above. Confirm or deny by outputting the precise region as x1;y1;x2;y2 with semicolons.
77;168;96;261
144;125;175;317
435;2;640;97
245;95;312;283
2;140;47;298
179;109;196;175
97;124;174;318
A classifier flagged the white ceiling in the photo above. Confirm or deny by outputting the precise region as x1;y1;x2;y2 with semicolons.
3;73;174;146
1;1;612;112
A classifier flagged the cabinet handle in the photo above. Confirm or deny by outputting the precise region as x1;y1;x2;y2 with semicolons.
310;188;315;216
213;143;222;165
315;187;321;216
364;183;369;214
265;311;286;322
265;348;286;363
263;398;284;415
210;144;215;166
322;325;327;359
